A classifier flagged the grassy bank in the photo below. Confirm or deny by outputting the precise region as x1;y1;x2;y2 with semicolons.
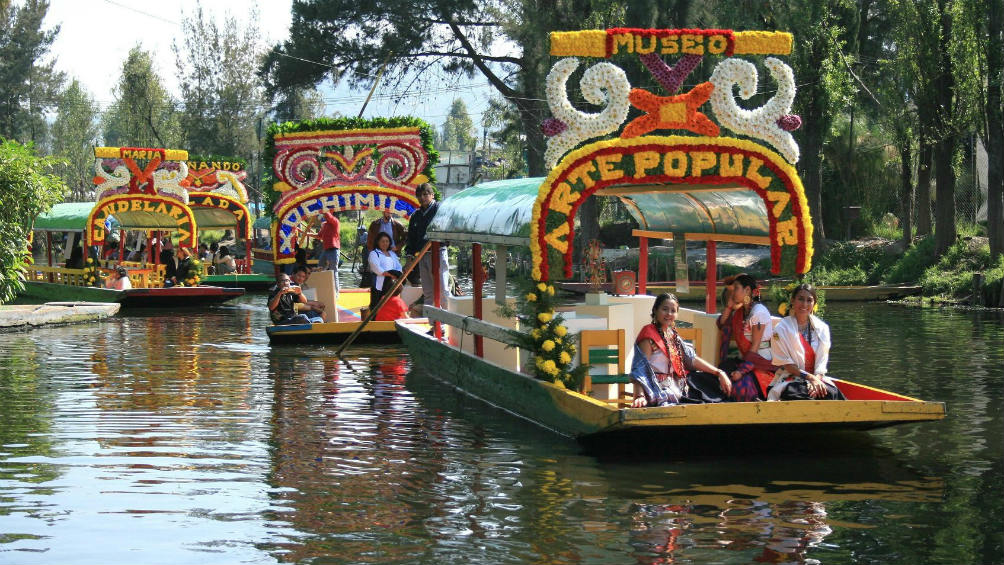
809;229;1003;306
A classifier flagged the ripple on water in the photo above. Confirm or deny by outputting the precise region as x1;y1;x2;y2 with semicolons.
0;301;1000;564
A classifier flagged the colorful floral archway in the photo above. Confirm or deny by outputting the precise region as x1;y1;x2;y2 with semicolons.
530;136;813;281
86;193;197;248
265;117;436;265
87;147;196;248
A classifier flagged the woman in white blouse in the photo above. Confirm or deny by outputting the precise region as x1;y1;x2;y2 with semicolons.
367;232;402;308
768;283;844;400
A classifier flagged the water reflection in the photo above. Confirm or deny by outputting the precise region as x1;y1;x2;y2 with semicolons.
0;301;998;564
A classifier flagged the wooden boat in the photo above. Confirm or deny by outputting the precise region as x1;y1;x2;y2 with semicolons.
393;27;946;443
201;272;276;291
266;288;410;344
397;317;945;440
23;147;247;307
118;285;244;307
260;117;436;346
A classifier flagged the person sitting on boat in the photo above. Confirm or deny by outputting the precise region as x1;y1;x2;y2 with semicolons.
104;266;132;290
198;242;212;262
368;232;403;309
714;273;775;401
161;248;179;287
268;273;312;326
214;245;237;274
631;293;731;407
768;283;845;400
290;265;326;323
175;247;193;284
374;286;411;321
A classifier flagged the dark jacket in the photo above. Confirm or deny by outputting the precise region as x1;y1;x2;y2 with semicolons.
366;217;407;252
406;201;439;255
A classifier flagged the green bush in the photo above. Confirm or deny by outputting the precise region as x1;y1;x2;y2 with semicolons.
883;236;937;284
983;255;1004;306
0;141;67;303
917;238;992;298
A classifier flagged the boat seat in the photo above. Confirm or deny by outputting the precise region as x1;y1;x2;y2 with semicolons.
579;329;631;404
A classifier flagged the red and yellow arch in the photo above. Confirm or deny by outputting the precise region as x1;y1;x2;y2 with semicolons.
86;194;198;249
530;135;814;281
187;192;253;239
271;185;420;264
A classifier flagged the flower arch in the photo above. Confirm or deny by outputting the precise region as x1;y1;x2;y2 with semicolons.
530;136;814;281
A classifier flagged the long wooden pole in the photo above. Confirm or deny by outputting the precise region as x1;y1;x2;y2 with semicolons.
357;52;393;118
335;241;431;356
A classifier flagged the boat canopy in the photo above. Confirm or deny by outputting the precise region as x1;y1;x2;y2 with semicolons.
425;177;770;246
601;184;770;242
34;202;119;232
426;178;541;247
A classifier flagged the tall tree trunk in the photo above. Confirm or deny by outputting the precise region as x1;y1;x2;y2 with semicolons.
917;143;934;236
800;80;827;242
899;139;914;248
934;137;957;254
988;0;1004;259
934;0;957;255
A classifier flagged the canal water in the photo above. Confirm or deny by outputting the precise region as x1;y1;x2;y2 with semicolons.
0;298;1000;564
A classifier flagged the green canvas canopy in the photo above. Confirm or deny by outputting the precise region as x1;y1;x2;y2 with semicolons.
426;178;541;247
33;202;119;232
425;177;770;245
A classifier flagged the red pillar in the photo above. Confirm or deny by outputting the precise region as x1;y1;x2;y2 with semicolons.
705;240;717;314
118;232;125;263
244;240;253;274
432;241;442;340
638;236;648;294
473;243;484;357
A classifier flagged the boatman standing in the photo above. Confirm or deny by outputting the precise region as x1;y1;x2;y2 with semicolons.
366;210;407;255
318;209;341;290
406;183;450;308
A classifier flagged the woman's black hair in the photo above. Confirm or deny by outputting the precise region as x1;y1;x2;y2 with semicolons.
651;292;679;322
789;283;817;303
115;266;128;278
731;273;761;301
218;245;230;257
374;232;392;248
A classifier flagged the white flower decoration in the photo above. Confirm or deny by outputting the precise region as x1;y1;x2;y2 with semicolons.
545;58;631;167
710;57;799;163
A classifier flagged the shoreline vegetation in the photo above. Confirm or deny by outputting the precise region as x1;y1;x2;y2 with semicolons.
581;221;1003;310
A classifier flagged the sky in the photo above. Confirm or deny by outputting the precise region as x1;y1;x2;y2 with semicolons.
42;0;494;131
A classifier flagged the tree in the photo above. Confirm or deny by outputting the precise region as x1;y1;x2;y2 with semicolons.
50;80;100;201
0;0;64;145
172;3;266;157
0;140;66;303
772;0;856;243
977;0;1003;259
271;87;328;123
102;47;181;148
440;98;477;151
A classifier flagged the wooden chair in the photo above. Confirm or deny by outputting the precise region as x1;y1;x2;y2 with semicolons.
579;329;632;404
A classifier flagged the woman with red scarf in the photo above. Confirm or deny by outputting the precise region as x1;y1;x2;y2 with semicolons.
715;273;776;401
631;293;731;407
